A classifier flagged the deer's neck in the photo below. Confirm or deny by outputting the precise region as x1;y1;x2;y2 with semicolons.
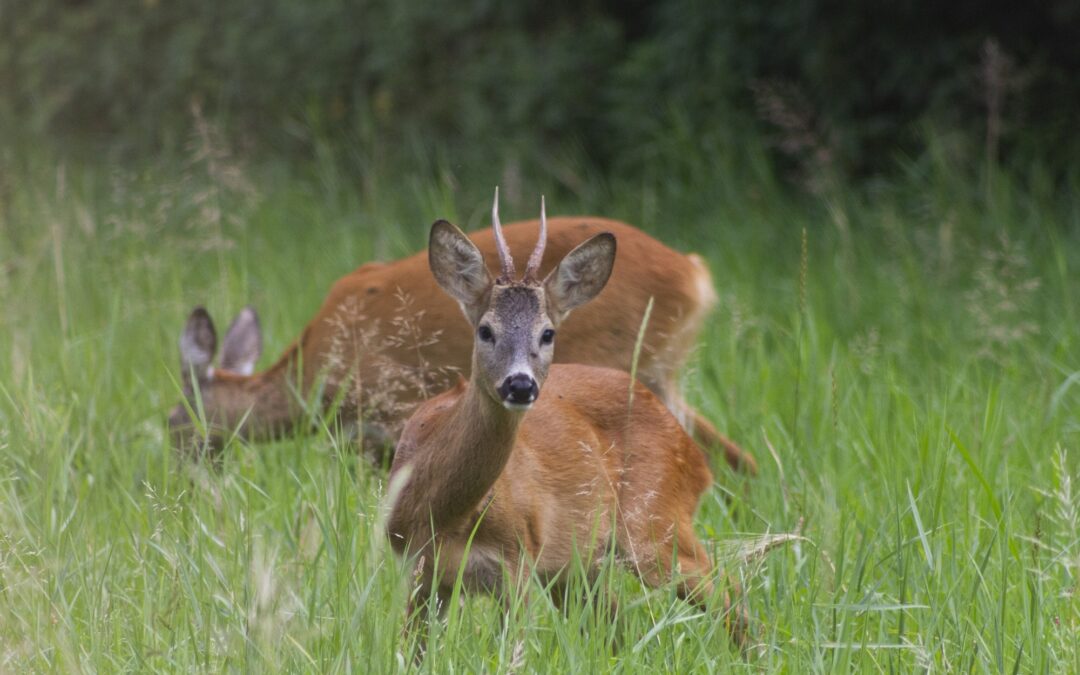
212;358;300;440
398;375;523;538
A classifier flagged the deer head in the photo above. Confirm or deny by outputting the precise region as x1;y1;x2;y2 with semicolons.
168;305;263;448
428;189;616;410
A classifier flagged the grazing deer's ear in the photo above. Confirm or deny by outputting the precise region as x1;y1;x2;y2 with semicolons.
180;306;217;382
429;219;492;324
219;306;262;375
544;232;616;324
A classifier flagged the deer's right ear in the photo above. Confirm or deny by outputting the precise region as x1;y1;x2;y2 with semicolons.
179;306;217;383
429;220;492;324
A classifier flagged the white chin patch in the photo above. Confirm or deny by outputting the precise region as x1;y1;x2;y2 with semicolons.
502;400;533;412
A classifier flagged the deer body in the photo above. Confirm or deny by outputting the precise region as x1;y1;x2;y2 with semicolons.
172;215;755;473
388;196;744;649
389;364;714;594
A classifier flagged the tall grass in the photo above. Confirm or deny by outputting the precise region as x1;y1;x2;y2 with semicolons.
0;137;1078;671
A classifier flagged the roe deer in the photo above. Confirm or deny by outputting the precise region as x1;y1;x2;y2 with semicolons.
387;197;746;650
170;195;755;474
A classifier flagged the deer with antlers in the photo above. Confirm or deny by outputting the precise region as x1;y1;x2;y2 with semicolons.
387;196;746;649
170;194;755;475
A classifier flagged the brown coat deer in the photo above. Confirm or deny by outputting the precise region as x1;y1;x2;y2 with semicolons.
170;196;755;473
387;199;745;648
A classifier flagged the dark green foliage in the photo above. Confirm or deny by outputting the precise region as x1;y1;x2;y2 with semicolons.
1;0;1077;175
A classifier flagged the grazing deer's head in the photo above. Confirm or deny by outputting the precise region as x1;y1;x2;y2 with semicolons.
168;305;263;448
428;189;616;410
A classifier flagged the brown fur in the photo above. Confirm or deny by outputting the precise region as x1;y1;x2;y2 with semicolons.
169;217;755;473
389;364;716;591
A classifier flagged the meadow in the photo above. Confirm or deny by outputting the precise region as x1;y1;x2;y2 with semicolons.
1;135;1078;672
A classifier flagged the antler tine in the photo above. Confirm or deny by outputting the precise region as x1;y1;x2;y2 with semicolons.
524;195;547;282
491;186;516;283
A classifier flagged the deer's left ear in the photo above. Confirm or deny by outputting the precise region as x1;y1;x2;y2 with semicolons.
220;306;262;375
429;219;493;324
544;232;616;324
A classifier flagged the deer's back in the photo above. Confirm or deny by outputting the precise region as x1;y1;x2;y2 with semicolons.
290;219;714;423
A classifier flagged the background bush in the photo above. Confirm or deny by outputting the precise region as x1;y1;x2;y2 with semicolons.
2;0;1077;178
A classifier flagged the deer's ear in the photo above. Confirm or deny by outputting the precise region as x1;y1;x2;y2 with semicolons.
429;219;492;324
180;306;217;382
544;232;616;324
219;306;262;375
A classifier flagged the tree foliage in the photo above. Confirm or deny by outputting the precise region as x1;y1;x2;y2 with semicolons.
1;0;1076;173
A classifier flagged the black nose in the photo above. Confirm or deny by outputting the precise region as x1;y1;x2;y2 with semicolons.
499;373;539;405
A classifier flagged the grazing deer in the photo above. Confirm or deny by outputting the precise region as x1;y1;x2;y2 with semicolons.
387;197;746;650
170;195;756;474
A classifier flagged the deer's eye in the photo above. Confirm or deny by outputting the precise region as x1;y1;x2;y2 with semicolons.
540;329;555;345
478;325;495;343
